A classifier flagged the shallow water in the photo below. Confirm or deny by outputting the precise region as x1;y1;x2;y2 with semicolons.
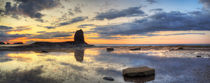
0;48;210;83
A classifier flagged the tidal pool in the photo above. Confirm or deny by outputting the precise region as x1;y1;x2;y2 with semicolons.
0;48;209;83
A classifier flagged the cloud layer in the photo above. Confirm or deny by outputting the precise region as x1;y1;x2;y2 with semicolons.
95;6;145;20
31;31;72;39
0;25;28;41
4;0;60;19
59;16;88;26
93;11;210;36
200;0;210;9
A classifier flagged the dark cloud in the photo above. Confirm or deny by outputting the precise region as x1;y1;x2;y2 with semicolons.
93;11;210;36
45;26;56;29
88;36;121;40
143;32;206;37
13;26;31;31
68;9;74;16
88;33;205;40
200;0;210;9
31;31;72;39
78;24;95;28
3;0;60;19
95;6;145;20
0;25;71;41
0;25;29;41
146;0;157;4
43;16;88;29
161;33;205;36
0;33;28;41
74;6;82;13
0;34;29;41
150;8;163;12
59;16;88;26
0;25;13;31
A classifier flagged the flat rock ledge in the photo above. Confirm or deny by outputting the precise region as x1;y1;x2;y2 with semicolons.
106;48;114;51
123;66;155;77
103;77;114;81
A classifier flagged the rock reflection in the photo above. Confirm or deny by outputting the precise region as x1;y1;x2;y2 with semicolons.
5;48;85;62
123;75;155;83
74;49;84;62
0;57;12;62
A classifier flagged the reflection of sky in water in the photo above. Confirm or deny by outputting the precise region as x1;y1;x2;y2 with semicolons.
0;48;210;83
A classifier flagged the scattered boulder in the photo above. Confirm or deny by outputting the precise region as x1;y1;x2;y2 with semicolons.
123;66;155;77
0;42;5;44
41;50;48;53
103;77;114;81
177;47;184;50
106;48;114;51
130;48;141;51
196;55;201;57
170;47;184;51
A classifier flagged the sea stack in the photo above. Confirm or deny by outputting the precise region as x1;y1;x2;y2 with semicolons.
74;29;86;44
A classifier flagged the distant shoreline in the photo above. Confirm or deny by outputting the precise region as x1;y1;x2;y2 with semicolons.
94;44;210;47
0;44;210;51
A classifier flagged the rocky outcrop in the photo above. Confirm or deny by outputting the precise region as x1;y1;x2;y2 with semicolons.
130;48;141;51
103;77;114;81
74;29;86;44
14;42;23;44
7;29;91;49
122;66;155;83
107;48;114;52
0;42;5;44
123;66;155;77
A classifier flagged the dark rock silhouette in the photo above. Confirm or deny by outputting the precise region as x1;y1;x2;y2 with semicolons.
123;67;155;83
27;29;91;48
103;77;114;81
14;42;24;44
123;66;155;77
0;42;5;44
196;55;201;57
130;48;141;51
107;48;114;52
30;41;75;47
177;47;184;50
41;50;48;53
74;29;86;44
0;29;93;51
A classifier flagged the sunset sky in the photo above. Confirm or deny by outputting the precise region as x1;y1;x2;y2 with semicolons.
0;0;210;44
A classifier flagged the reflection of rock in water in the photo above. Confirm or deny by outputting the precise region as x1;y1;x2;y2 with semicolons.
123;75;155;83
0;57;12;62
74;49;84;62
0;66;61;83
